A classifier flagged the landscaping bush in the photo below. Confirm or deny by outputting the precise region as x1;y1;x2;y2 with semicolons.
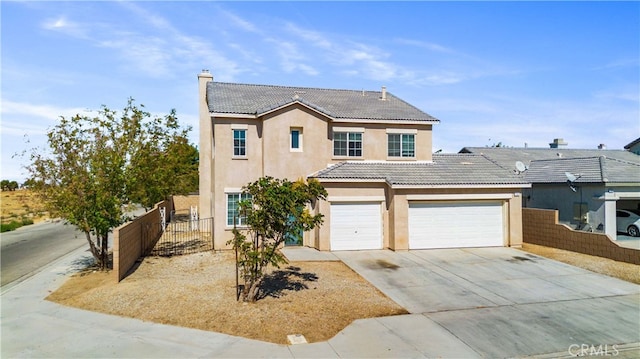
1;221;22;232
0;218;35;232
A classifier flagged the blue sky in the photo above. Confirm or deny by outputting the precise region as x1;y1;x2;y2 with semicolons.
2;1;639;182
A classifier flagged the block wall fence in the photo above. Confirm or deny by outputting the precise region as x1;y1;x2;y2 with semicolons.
523;208;639;265
112;199;174;282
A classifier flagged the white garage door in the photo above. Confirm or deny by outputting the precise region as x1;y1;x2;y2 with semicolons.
409;202;504;249
330;203;382;250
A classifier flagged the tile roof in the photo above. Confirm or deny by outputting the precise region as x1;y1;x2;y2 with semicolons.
524;156;640;184
207;82;439;123
311;154;529;187
460;147;640;169
625;137;640;150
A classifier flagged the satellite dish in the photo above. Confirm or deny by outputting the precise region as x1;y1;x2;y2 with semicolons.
565;172;580;192
565;172;577;183
515;161;527;173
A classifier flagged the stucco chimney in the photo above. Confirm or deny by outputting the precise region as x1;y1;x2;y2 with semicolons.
381;86;387;101
198;69;214;221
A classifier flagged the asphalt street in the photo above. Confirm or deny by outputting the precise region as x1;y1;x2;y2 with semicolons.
1;220;86;287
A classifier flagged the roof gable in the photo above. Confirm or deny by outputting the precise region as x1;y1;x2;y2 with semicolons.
207;82;439;123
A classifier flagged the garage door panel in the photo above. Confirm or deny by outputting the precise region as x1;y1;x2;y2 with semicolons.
331;203;382;251
409;202;504;249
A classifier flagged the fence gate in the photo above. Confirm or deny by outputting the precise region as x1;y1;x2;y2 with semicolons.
145;217;214;257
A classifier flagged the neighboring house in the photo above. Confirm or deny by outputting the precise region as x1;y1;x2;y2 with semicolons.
198;70;530;251
460;146;640;239
625;137;640;155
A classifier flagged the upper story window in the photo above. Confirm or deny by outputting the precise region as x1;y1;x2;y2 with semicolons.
333;132;362;157
388;133;415;157
290;128;303;151
233;129;246;157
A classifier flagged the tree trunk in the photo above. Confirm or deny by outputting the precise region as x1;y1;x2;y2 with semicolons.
84;231;101;267
100;233;109;271
244;277;262;302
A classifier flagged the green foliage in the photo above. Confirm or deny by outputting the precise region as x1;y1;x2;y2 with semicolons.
27;98;197;270
0;218;34;233
227;177;327;302
126;109;199;210
1;180;19;191
1;221;21;232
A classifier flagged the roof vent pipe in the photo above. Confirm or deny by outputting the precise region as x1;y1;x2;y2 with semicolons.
381;86;387;101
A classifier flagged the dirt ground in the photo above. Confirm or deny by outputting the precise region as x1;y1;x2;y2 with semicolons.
47;243;639;344
0;189;48;224
47;251;407;344
521;243;640;284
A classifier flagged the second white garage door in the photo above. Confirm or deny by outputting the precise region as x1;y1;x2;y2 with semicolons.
330;202;382;250
409;202;504;249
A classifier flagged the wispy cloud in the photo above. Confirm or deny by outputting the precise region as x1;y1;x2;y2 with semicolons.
592;57;640;71
40;3;242;80
220;9;261;34
41;16;89;39
1;99;89;121
395;38;456;54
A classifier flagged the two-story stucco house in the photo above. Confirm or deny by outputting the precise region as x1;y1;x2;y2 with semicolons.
198;70;530;251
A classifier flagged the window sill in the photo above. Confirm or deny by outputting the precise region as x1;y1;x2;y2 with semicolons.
290;148;303;153
232;156;248;160
332;156;364;161
386;156;417;161
225;226;249;230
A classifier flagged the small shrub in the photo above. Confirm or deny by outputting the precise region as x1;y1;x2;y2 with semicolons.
1;221;22;233
22;218;34;226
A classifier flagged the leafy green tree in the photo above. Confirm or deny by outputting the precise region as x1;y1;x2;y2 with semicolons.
27;98;196;270
126;110;198;210
22;178;37;189
1;180;19;191
228;177;327;302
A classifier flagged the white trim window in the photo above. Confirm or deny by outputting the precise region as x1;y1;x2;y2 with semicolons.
227;193;251;226
333;132;362;157
233;129;246;157
290;127;303;151
388;133;415;157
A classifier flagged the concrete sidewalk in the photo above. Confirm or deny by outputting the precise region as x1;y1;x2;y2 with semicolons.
1;246;639;358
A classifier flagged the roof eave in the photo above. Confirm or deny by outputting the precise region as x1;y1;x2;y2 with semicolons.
333;118;439;125
391;183;531;189
211;112;256;119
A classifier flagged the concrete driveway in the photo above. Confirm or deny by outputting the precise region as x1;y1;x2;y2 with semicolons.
334;247;640;358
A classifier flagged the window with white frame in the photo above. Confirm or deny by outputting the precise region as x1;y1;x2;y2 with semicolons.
227;192;252;226
333;132;362;157
388;133;415;157
290;128;303;151
233;129;246;157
